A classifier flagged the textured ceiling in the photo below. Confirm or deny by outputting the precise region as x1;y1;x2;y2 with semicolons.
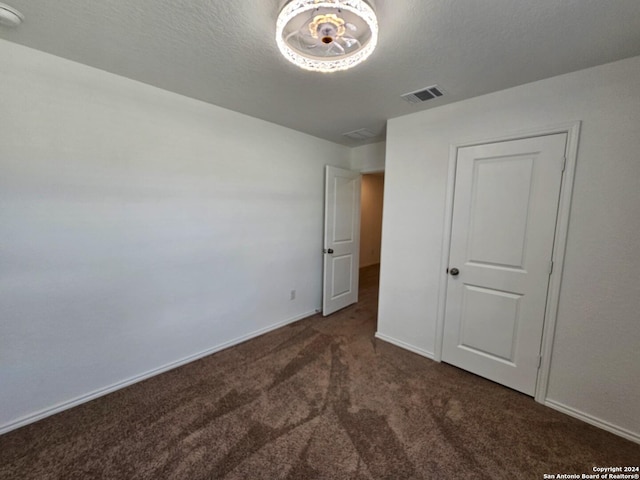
2;0;640;145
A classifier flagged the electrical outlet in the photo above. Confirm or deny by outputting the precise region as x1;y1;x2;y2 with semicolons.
290;290;296;300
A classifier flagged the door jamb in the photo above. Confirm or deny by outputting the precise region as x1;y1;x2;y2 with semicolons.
433;121;581;404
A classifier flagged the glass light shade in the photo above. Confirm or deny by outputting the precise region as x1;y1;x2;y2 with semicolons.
276;0;378;73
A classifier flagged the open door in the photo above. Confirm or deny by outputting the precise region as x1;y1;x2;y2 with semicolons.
323;166;361;316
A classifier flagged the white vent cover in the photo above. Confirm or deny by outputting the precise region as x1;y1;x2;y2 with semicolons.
401;85;444;104
342;128;377;141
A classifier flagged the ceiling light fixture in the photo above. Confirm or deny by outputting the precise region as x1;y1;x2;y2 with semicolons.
276;0;378;73
0;2;24;27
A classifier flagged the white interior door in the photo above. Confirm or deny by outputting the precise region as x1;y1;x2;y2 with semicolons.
442;134;567;395
323;166;361;316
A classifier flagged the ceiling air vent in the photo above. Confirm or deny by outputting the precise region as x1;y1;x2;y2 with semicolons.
401;85;444;104
342;128;377;141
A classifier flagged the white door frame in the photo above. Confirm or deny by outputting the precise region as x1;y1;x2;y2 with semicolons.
434;121;581;403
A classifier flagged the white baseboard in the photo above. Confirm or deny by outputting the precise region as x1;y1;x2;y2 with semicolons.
0;310;317;436
373;336;639;444
374;332;435;360
545;399;640;444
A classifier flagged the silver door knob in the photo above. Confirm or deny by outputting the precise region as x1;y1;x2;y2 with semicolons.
449;268;459;276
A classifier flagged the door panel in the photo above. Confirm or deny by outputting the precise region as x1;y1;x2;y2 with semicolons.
331;255;353;297
333;176;357;242
459;285;522;363
323;166;361;316
468;156;533;268
443;134;566;395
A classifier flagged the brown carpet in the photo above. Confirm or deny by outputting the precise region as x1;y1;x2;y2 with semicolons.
1;264;638;479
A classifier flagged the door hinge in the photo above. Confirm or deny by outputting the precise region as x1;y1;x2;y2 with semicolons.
548;260;554;275
561;156;567;172
537;356;542;369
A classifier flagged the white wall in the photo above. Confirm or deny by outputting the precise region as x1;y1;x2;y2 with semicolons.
350;141;386;173
359;174;385;268
0;40;350;432
378;56;640;440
